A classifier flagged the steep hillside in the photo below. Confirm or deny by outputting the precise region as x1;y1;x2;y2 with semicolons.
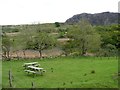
65;12;119;25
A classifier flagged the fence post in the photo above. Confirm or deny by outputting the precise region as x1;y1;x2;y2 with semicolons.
8;70;12;87
32;82;34;88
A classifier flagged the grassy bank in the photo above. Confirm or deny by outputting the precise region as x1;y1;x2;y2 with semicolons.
2;57;118;88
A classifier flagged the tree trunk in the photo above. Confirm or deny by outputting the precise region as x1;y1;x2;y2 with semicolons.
39;50;42;59
15;51;19;60
32;82;34;88
7;50;10;60
3;51;7;59
81;40;86;56
23;50;26;59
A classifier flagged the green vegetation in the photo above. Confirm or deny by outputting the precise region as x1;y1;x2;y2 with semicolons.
2;57;118;88
2;33;12;60
2;20;119;88
2;21;119;59
55;22;60;27
66;20;101;55
2;26;19;33
32;32;57;58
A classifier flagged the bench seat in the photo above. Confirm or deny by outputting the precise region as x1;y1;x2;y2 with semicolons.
24;70;36;74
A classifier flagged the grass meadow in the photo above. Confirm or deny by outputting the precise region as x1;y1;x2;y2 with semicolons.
2;57;118;88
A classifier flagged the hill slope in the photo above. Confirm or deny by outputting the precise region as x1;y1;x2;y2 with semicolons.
65;12;119;25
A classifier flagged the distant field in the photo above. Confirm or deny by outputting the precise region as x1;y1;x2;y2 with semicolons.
2;57;118;88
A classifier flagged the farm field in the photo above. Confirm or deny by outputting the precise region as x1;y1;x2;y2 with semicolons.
2;57;118;88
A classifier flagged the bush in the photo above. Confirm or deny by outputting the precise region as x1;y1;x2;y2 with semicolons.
55;22;60;27
91;70;95;74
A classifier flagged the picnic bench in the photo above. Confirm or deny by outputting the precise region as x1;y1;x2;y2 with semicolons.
23;62;46;76
24;70;36;74
23;62;40;69
28;66;43;71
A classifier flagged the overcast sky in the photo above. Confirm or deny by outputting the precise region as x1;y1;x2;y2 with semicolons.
0;0;119;25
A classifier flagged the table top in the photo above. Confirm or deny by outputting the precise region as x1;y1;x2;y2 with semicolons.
28;66;43;70
24;62;38;65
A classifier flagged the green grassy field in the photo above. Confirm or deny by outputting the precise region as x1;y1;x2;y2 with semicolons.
2;57;118;88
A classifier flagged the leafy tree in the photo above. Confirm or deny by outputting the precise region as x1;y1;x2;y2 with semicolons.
95;24;119;57
11;36;24;59
18;24;57;58
110;24;120;49
105;44;117;56
96;44;117;57
62;40;78;56
55;22;60;27
67;20;101;56
2;33;12;60
33;32;56;58
18;25;37;58
95;25;119;49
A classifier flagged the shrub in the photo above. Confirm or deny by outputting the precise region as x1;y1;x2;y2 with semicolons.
91;70;95;74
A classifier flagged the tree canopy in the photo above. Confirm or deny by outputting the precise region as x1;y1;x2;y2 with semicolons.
65;20;101;55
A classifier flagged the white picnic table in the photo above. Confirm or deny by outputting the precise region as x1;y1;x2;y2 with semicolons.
24;62;38;66
24;70;36;74
27;66;43;71
23;62;45;76
23;62;39;68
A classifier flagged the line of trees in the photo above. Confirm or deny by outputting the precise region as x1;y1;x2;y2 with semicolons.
2;20;119;60
2;33;12;60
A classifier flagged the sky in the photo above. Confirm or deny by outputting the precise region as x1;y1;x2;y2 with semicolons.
0;0;119;25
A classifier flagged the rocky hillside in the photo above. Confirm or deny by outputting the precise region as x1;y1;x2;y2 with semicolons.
65;12;119;25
